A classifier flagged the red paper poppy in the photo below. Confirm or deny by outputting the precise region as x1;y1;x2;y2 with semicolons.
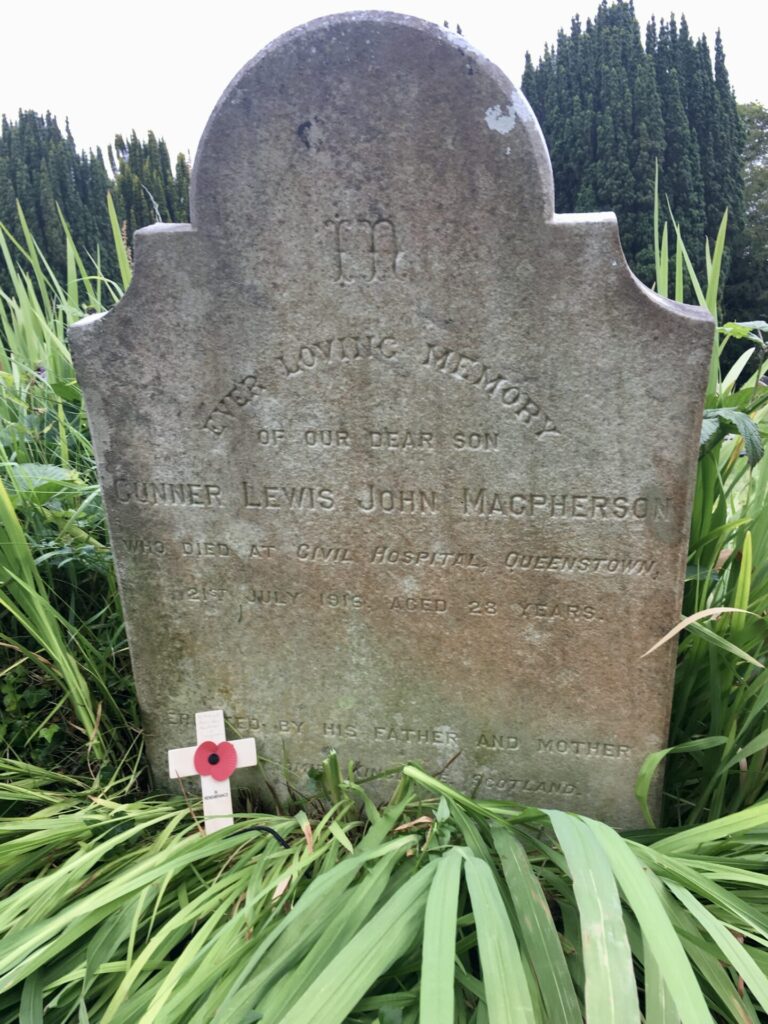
193;740;238;782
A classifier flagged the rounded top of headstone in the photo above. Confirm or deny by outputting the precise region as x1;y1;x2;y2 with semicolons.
190;11;554;238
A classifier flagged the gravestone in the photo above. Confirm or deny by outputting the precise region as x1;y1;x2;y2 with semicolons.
70;12;712;828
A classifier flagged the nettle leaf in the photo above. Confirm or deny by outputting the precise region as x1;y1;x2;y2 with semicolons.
4;463;82;505
719;320;768;339
699;417;721;448
701;409;764;467
50;380;81;403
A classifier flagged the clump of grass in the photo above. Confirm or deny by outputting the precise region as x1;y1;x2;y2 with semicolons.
2;759;768;1022
0;202;137;772
651;178;768;827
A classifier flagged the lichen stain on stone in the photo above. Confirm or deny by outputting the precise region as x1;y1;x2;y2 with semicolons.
484;104;516;134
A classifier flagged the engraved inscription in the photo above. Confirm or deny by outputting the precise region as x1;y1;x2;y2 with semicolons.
249;544;275;558
538;738;631;757
304;429;351;448
118;535;658;577
114;479;673;519
253;429;286;446
476;733;520;750
463;490;672;520
422;342;559;439
297;543;355;563
115;480;222;507
325;216;406;283
373;725;459;746
204;374;265;435
276;333;398;377
323;722;359;738
469;600;497;615
505;551;658;576
368;429;434;450
517;603;602;622
357;485;438;514
170;586;229;603
242;483;336;510
122;538;166;555
182;541;230;557
246;589;303;607
473;775;578;796
161;582;616;628
453;431;498;450
320;592;363;609
370;546;485;570
389;596;447;613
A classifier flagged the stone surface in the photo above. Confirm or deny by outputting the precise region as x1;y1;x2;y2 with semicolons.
70;12;712;827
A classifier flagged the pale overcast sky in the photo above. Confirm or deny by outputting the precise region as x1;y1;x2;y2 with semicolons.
1;0;764;162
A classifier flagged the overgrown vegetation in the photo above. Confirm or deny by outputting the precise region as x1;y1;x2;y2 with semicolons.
0;191;766;1019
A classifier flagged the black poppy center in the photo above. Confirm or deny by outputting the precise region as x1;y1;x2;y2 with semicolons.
208;753;220;766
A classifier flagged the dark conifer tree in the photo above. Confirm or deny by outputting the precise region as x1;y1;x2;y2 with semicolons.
521;3;744;292
724;103;768;322
108;130;190;246
0;111;192;293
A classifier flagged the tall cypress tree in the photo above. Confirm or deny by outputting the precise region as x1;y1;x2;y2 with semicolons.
108;131;190;244
653;17;706;247
724;103;768;321
0;111;116;285
522;3;744;292
0;112;192;293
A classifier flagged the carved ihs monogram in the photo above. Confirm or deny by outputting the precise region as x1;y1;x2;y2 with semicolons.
325;216;406;284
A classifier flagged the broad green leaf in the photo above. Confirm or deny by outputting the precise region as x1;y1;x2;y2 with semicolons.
107;191;132;291
701;408;764;466
19;971;44;1024
721;347;757;393
491;826;581;1024
279;862;437;1024
258;848;405;1020
643;940;681;1024
732;530;752;632
687;620;764;669
668;882;768;1014
582;820;712;1024
705;211;728;317
699;417;721;448
4;462;81;503
464;853;536;1024
49;379;81;403
420;848;463;1024
653;802;768;855
548;811;640;1024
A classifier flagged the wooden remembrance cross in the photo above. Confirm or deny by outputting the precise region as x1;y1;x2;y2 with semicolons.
168;710;258;834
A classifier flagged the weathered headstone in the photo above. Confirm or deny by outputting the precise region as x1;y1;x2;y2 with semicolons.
70;12;712;827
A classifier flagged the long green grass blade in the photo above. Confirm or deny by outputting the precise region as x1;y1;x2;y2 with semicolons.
643;939;682;1024
107;192;132;291
491;826;581;1024
420;848;463;1024
548;812;640;1023
279;861;437;1024
463;853;536;1024
668;882;768;1013
582;820;712;1024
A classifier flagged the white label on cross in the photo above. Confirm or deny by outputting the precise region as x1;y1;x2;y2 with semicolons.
167;709;257;834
